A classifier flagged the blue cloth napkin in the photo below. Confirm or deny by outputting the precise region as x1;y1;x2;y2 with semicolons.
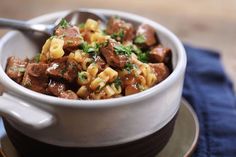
183;45;236;157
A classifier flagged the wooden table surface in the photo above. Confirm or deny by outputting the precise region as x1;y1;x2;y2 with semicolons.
0;0;236;91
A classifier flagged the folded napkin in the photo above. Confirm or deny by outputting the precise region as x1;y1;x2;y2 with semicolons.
183;45;236;157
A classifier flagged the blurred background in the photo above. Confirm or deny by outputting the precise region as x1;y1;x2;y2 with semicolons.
0;0;236;90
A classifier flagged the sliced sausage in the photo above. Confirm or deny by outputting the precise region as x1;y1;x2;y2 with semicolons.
47;80;66;96
121;74;141;95
59;90;78;99
135;24;157;47
106;17;134;42
149;63;170;83
5;57;28;83
21;63;48;94
46;57;78;82
149;45;171;63
55;26;83;52
100;40;128;69
125;85;140;96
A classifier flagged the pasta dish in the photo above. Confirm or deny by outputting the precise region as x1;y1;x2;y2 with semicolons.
5;16;172;100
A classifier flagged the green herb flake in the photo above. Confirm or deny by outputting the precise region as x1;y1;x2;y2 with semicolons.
134;34;146;44
34;54;40;63
125;62;134;72
99;41;108;47
114;77;122;88
79;42;99;54
59;18;69;28
111;29;124;41
102;30;107;35
78;72;87;81
114;45;132;56
114;15;120;19
79;23;85;29
60;68;67;75
10;66;25;73
130;45;149;63
138;52;149;63
137;84;145;91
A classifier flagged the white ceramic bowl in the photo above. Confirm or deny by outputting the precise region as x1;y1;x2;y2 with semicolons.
0;9;186;147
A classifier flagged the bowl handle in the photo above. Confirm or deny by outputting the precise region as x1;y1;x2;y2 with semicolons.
0;93;55;129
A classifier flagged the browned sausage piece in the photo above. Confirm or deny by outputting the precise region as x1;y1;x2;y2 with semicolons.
125;85;140;96
47;80;66;96
121;74;138;88
46;57;78;82
59;90;78;99
100;40;128;69
149;63;170;83
106;17;134;42
55;26;83;52
149;45;171;63
135;24;157;47
122;74;140;96
21;63;48;94
5;57;28;83
94;56;107;72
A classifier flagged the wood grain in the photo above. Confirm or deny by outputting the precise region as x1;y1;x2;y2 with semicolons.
0;0;235;90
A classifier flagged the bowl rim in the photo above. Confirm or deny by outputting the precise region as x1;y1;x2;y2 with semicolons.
0;8;186;108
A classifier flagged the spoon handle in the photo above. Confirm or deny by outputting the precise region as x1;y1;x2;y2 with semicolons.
0;18;53;35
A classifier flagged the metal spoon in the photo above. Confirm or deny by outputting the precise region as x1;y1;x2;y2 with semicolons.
0;10;107;36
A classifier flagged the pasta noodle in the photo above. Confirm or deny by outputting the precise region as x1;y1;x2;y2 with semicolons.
77;71;92;85
49;38;65;59
77;86;89;99
40;37;65;61
87;63;99;78
84;19;99;32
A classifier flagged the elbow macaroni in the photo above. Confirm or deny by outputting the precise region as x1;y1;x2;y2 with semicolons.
49;38;65;59
40;37;65;61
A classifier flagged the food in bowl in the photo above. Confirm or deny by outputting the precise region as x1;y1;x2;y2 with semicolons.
5;16;172;100
0;9;186;157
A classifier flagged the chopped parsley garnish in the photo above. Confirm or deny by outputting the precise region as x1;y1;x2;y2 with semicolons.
125;62;134;72
130;45;149;63
79;42;99;54
114;45;132;56
114;15;120;19
34;54;40;63
102;30;107;35
134;34;146;44
60;67;67;75
79;23;85;29
59;18;69;28
17;67;26;72
137;84;145;91
99;41;108;47
78;72;87;81
10;66;25;73
137;52;149;63
114;77;122;88
111;29;124;41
